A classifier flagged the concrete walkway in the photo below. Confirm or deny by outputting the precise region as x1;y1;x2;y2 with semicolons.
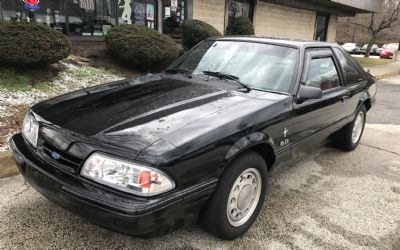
368;61;400;79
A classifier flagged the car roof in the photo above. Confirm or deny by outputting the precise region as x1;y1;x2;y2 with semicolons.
212;36;335;49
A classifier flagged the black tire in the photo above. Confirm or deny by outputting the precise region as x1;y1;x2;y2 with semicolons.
200;150;268;240
334;105;366;151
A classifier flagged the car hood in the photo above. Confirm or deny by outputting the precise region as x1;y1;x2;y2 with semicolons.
32;74;252;152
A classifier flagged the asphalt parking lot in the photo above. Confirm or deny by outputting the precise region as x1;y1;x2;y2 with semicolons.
1;77;400;249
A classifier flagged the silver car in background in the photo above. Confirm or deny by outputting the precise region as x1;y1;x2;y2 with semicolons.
357;44;379;55
341;43;359;54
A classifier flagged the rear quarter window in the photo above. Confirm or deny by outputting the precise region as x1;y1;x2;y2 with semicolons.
333;48;364;85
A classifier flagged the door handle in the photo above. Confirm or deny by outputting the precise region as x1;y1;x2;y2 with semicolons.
341;95;350;103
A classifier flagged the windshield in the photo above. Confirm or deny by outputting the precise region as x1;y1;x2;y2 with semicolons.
169;41;298;93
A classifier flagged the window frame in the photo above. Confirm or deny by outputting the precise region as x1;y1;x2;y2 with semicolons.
301;49;344;94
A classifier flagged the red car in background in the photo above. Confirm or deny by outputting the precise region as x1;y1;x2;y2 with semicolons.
380;43;399;59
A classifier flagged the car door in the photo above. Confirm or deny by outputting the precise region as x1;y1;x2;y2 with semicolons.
290;48;350;158
332;47;369;117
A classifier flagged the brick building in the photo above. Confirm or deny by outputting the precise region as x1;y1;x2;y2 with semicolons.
189;0;377;42
0;0;376;42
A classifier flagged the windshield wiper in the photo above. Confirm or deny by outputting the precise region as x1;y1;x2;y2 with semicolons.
202;71;251;92
165;68;192;78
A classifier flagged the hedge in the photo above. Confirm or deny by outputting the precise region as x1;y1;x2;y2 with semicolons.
0;22;71;67
105;25;179;71
181;20;222;49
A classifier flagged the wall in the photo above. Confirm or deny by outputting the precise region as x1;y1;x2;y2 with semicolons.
327;15;338;43
254;2;316;40
71;41;107;58
192;0;225;33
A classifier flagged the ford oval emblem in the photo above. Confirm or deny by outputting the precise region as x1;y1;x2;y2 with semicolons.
51;151;60;160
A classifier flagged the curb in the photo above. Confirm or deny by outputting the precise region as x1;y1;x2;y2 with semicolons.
372;71;400;80
0;151;19;178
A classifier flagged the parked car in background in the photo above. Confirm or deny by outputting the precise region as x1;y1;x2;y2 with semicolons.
380;43;399;59
341;43;359;54
375;44;387;56
10;37;376;240
357;44;379;55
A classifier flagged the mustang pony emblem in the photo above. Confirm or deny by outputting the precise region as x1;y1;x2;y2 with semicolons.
283;127;288;138
280;128;289;146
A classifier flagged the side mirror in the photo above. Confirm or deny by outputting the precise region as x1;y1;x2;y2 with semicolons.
297;84;322;101
364;68;371;74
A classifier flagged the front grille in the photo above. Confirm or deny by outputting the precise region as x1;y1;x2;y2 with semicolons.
41;142;83;172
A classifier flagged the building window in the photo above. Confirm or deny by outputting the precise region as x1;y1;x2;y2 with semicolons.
225;0;254;34
0;0;160;37
67;0;117;37
162;0;186;37
1;0;66;31
117;0;157;29
314;14;330;41
227;0;254;21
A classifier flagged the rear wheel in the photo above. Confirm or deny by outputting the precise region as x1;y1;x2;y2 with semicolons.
334;105;366;151
200;151;267;240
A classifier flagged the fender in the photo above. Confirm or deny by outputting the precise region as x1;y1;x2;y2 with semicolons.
222;132;276;167
357;89;374;111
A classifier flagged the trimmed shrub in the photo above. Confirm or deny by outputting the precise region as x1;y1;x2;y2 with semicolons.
105;25;179;71
181;20;222;49
0;22;71;67
226;17;255;36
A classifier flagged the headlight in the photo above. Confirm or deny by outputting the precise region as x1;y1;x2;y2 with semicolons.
22;112;39;148
80;153;175;196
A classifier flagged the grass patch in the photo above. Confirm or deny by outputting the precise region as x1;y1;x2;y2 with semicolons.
0;67;59;91
0;68;32;91
354;57;393;67
68;66;124;80
69;66;98;79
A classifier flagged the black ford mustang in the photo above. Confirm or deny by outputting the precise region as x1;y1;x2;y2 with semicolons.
10;37;376;240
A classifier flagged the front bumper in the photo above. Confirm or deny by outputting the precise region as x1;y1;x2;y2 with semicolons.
10;133;217;237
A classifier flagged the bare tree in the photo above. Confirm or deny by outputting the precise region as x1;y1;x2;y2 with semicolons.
353;0;400;57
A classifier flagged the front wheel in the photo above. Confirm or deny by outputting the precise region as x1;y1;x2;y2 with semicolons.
334;105;366;151
200;151;267;240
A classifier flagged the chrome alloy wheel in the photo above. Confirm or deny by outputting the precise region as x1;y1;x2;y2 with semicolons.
352;111;365;144
226;168;262;227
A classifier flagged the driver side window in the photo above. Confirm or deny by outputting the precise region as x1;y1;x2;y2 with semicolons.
306;57;340;91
